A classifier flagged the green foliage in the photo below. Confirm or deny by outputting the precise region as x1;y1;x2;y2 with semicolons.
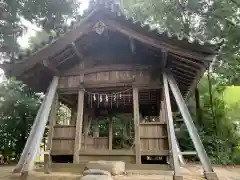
178;76;240;164
0;79;41;161
0;0;80;60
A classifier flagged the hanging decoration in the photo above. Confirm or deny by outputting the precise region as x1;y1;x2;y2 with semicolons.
84;88;133;108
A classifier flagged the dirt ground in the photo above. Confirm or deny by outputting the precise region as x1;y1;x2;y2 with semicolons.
0;165;240;180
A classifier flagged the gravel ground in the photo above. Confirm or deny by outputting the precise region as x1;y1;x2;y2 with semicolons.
0;165;240;180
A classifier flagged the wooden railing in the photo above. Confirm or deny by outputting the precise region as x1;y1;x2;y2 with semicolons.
51;125;109;154
140;122;169;152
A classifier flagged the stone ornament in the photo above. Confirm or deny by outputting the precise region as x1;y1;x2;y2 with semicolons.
94;21;106;35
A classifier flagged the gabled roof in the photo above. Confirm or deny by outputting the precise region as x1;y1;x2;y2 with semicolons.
0;0;221;94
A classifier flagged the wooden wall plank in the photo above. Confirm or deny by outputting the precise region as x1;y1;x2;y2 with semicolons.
54;126;76;139
58;69;161;89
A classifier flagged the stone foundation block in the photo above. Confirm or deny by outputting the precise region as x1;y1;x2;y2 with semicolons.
85;161;125;175
204;172;219;180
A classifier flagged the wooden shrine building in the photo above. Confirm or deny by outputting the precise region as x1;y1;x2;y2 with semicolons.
0;1;220;179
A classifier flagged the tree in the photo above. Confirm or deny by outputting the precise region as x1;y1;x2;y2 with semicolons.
0;78;41;161
178;75;240;164
0;0;80;61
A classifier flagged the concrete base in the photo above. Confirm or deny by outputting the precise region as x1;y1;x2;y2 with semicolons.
173;175;184;180
204;172;219;180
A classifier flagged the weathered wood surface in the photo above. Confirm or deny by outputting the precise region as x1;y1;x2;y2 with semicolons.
52;139;75;153
45;94;58;173
59;67;160;89
63;64;152;76
52;124;109;153
139;123;167;138
18;77;59;172
133;87;141;164
140;122;169;152
163;73;180;175
74;89;84;164
94;137;109;149
108;117;113;150
53;125;76;139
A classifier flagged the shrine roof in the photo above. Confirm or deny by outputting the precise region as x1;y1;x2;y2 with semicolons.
0;0;222;95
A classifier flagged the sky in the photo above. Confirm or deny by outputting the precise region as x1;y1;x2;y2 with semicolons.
0;0;89;80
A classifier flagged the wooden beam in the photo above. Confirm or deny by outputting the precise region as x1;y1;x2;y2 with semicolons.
71;42;84;60
63;64;152;76
169;54;205;68
162;73;181;177
70;108;77;125
170;65;197;76
108;117;113;150
105;20;210;61
18;77;59;173
169;59;200;71
73;89;84;164
58;53;76;66
44;93;58;174
161;50;168;68
133;87;141;164
13;90;49;173
171;69;195;79
185;58;212;99
59;95;75;107
167;72;214;173
42;60;59;74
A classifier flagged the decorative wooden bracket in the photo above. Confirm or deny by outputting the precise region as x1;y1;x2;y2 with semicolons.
93;21;106;35
42;60;59;75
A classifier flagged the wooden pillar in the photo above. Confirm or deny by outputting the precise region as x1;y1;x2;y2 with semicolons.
44;93;58;173
93;120;99;137
83;114;89;150
133;87;141;164
19;76;59;173
70;108;77;125
108;117;113;150
167;73;215;175
163;73;181;177
73;89;84;164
